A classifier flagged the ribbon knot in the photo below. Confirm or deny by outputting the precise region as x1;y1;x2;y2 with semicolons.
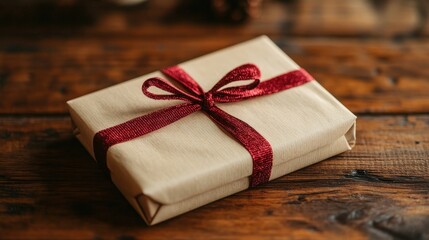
202;92;214;110
93;63;314;187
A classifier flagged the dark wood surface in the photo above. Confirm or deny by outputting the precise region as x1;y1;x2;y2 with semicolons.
1;1;428;239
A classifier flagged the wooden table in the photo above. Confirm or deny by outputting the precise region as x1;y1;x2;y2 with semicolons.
1;1;428;239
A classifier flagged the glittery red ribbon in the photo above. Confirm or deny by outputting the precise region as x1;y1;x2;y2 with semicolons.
93;64;313;187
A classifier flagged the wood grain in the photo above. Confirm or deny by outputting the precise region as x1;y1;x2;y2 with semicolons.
1;38;429;114
1;0;429;239
0;116;428;239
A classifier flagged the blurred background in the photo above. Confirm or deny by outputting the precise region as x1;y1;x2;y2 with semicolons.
1;0;427;36
1;0;428;37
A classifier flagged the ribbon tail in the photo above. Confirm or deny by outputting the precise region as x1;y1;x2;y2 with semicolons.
216;68;313;102
255;68;314;95
207;106;273;187
93;102;201;169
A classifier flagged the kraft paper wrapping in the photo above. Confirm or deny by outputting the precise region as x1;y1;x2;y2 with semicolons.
67;36;356;225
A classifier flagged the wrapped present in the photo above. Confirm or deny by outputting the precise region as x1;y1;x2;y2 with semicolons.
67;36;356;225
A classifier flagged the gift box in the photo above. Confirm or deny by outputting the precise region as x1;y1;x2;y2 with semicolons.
67;36;356;225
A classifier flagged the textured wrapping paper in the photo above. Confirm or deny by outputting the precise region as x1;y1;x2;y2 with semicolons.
67;36;356;225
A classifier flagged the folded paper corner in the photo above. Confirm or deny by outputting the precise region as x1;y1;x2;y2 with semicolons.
135;193;161;225
345;119;357;149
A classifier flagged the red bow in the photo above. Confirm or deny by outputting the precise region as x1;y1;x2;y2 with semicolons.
94;64;313;187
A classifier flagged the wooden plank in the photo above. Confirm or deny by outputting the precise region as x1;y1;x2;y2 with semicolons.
0;115;428;239
1;1;428;239
289;38;429;114
1;38;429;114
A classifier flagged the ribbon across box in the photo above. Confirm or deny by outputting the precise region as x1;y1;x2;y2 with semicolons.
67;36;356;225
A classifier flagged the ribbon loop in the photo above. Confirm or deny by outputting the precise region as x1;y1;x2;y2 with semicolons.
202;92;215;111
162;66;204;96
142;77;201;102
212;78;261;103
210;63;261;93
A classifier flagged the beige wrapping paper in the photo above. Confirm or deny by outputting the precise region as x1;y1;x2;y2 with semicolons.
67;36;356;225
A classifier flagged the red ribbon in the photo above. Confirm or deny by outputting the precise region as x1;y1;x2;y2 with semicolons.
93;64;313;187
